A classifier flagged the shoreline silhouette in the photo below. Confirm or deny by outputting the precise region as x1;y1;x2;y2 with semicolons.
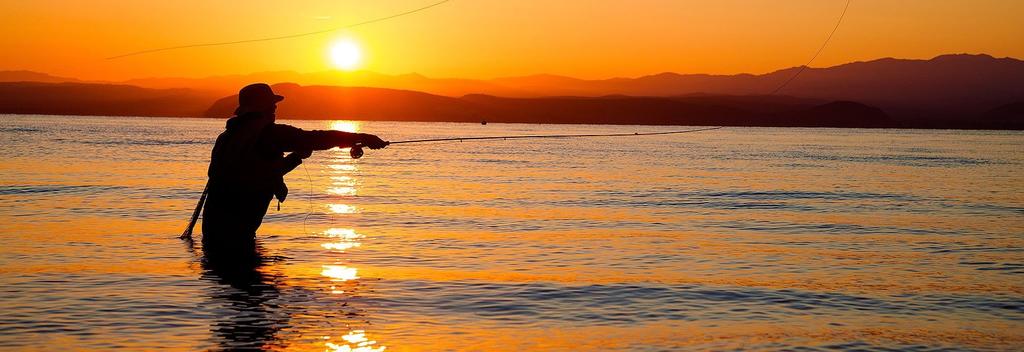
1;54;1021;129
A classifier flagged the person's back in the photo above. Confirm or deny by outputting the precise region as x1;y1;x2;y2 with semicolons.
201;83;387;251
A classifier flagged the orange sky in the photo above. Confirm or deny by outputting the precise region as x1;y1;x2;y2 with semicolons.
1;0;1022;80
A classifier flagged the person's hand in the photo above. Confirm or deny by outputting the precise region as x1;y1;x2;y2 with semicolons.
359;134;389;149
293;149;312;159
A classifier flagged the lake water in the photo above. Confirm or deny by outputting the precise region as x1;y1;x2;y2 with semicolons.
1;114;1022;351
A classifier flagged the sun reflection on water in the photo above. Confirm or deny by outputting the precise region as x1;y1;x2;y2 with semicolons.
321;265;359;282
325;330;385;352
328;204;358;214
322;242;360;251
328;120;361;133
322;228;364;251
324;228;362;239
328;186;357;196
316;138;385;352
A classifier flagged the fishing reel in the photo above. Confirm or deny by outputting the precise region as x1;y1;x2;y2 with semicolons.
350;144;364;159
349;140;392;159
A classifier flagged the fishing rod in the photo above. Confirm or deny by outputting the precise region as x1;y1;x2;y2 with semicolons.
345;126;723;158
182;125;723;238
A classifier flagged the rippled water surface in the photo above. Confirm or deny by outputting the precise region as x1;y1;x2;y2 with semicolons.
1;114;1022;351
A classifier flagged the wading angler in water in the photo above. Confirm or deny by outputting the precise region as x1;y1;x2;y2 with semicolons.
200;83;388;253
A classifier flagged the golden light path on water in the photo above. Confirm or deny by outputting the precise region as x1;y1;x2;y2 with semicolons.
325;330;386;352
328;187;357;196
317;120;387;352
322;228;364;251
328;203;358;214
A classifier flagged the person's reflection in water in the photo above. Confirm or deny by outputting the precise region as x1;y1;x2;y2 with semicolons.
200;241;288;350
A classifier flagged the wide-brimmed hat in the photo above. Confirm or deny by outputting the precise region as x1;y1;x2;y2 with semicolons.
238;83;284;107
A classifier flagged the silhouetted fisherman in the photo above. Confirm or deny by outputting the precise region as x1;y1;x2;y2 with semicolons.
202;83;387;253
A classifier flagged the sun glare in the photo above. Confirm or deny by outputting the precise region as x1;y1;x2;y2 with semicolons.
328;120;360;132
330;39;362;71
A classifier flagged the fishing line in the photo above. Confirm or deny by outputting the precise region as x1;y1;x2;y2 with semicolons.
302;162;315;237
343;126;723;158
769;0;852;95
388;126;724;145
108;0;452;59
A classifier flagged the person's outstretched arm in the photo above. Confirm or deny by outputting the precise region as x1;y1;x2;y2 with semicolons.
275;150;311;176
263;124;389;152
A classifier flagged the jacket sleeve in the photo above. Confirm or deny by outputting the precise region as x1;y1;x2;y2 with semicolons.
276;153;304;175
263;124;363;152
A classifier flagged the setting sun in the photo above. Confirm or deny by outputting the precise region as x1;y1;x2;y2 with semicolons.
329;39;362;71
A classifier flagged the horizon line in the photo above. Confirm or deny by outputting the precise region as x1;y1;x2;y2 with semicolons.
1;52;1015;84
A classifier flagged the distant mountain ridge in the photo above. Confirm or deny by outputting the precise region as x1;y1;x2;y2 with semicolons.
201;84;896;128
0;70;81;84
3;80;1020;129
1;54;1022;128
0;82;217;117
486;54;1024;119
